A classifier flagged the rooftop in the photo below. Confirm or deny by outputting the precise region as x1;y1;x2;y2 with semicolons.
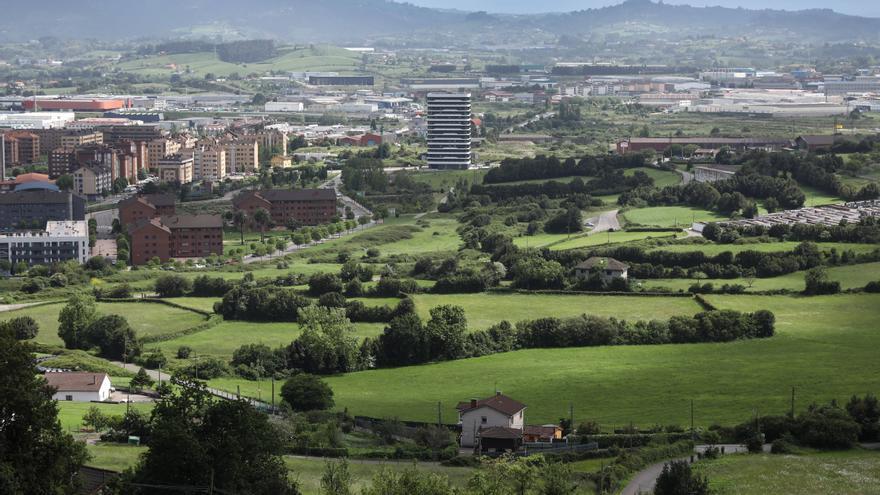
44;372;109;392
160;214;223;229
457;392;526;417
575;257;630;271
45;220;87;237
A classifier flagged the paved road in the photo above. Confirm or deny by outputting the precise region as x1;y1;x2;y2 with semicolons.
0;302;47;313
677;169;694;185
585;209;621;234
621;444;753;495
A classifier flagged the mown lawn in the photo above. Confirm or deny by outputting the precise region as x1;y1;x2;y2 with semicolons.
623;206;728;228
412;293;702;330
799;184;846;206
308;293;880;427
641;261;880;292
7;301;207;347
57;401;153;433
85;443;148;471
549;231;682;251
625;167;683;188
694;450;880;495
648;241;880;256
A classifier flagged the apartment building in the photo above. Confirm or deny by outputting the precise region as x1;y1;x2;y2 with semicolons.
72;164;112;199
194;146;227;181
118;193;176;226
0;190;86;229
224;139;259;173
1;131;40;165
147;138;182;169
128;214;223;265
32;129;103;155
156;154;194;184
0;221;89;266
233;188;337;227
426;92;472;170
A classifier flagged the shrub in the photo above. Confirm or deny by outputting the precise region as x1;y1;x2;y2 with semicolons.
2;316;39;340
653;460;709;495
796;403;860;449
140;350;168;369
308;273;344;296
191;275;232;297
280;374;334;412
85;314;141;360
154;274;192;298
771;437;795;454
20;277;46;294
177;357;229;379
745;435;764;453
177;346;193;359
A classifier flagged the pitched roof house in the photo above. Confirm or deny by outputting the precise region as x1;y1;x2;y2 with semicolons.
45;372;112;402
457;392;526;449
574;257;629;281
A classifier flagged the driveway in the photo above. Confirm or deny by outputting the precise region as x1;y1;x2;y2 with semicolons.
621;444;757;495
585;209;620;234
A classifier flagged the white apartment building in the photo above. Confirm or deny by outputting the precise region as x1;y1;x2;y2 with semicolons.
0;220;89;266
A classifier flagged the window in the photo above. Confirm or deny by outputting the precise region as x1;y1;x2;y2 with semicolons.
481;416;487;424
65;395;73;401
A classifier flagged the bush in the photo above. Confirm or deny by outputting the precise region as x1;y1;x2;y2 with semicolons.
745;435;764;453
154;274;192;298
654;460;709;495
2;315;39;340
191;275;233;297
105;284;132;299
140;350;167;370
20;277;46;294
280;374;334;412
771;437;795;454
308;273;344;297
85;314;141;360
177;357;229;379
177;346;193;359
864;281;880;293
796;404;860;449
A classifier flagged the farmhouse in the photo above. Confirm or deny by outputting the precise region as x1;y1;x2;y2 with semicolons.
45;372;112;402
575;257;629;282
457;392;525;450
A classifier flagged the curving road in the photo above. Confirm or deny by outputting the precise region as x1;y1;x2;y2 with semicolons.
621;444;754;495
585;209;621;234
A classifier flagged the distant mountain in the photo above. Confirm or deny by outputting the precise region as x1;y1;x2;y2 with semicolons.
0;0;878;45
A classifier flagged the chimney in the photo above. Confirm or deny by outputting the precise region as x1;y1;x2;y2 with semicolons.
91;375;96;385
496;391;502;397
470;399;477;408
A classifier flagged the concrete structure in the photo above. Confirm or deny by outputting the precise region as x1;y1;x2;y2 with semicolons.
457;393;526;450
722;200;880;229
0;190;85;229
0;221;89;266
694;165;739;183
402;78;480;90
574;257;629;282
265;101;304;112
233;188;337;227
194;146;227;181
45;372;111;402
0;172;55;192
129;214;223;265
426;93;472;170
118;194;176;227
224;140;259;173
308;75;374;86
0;111;74;129
72;164;112;199
617;137;791;154
156;154;194;184
824;77;880;96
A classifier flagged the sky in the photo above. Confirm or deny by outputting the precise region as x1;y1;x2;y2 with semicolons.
403;0;880;18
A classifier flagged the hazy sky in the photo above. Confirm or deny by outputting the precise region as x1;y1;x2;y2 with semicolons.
404;0;880;18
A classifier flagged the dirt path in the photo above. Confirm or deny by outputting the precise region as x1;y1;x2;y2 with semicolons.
585;209;621;234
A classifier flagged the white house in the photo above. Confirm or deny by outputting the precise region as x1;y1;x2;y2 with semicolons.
45;372;112;402
456;392;526;448
574;257;629;282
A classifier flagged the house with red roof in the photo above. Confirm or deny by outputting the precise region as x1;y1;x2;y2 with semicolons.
456;392;526;450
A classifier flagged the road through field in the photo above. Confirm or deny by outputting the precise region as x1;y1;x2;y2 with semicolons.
585;209;620;234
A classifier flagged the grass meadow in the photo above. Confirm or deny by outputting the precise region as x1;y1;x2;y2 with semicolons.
623;206;728;228
647;241;880;256
548;231;683;251
57;401;153;434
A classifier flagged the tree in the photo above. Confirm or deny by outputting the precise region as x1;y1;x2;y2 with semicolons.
253;207;270;242
362;465;455;495
82;405;110;432
845;394;880;441
85;314;141;360
133;378;298;495
804;266;840;295
425;305;467;361
57;294;98;349
1;315;38;340
154;273;192;297
321;458;352;495
654;460;709;495
55;174;73;191
287;306;359;374
112;177;129;194
0;325;89;493
130;367;155;392
233;210;248;244
280;374;335;412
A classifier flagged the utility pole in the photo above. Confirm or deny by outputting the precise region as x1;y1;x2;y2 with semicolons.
437;401;442;426
1;133;5;182
690;399;695;442
790;386;796;418
271;378;275;414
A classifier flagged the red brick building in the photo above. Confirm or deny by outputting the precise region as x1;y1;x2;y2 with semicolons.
2;131;40;165
129;214;223;265
118;194;177;227
232;188;337;227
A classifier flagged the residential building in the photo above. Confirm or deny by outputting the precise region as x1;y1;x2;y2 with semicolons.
233;188;337;227
426;92;472;170
0;190;86;228
0;221;89;266
253;130;289;155
224;140;259;173
45;372;112;402
72;164;112;199
457;392;526;450
128;214;223;265
48;147;77;178
523;425;563;443
795;135;837;152
194;146;227;181
1;131;40;165
156;154;194;184
146;138;182;169
574;257;629;282
118;194;176;226
32;128;103;155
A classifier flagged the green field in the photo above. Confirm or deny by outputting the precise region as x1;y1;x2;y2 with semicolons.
548;231;682;251
411;293;702;330
305;293;880;427
695;450;880;495
799;184;846;207
57;401;153;433
626;167;683;188
86;443;148;472
284;457;473;495
623;206;728;228
648;241;880;256
5;301;207;346
641;261;880;292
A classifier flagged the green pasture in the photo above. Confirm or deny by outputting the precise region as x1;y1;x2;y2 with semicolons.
85;443;148;472
623;206;727;228
548;231;683;251
625;167;683;188
412;292;703;330
5;301;206;347
694;450;880;495
309;293;880;427
799;184;846;206
57;401;153;434
648;241;880;256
